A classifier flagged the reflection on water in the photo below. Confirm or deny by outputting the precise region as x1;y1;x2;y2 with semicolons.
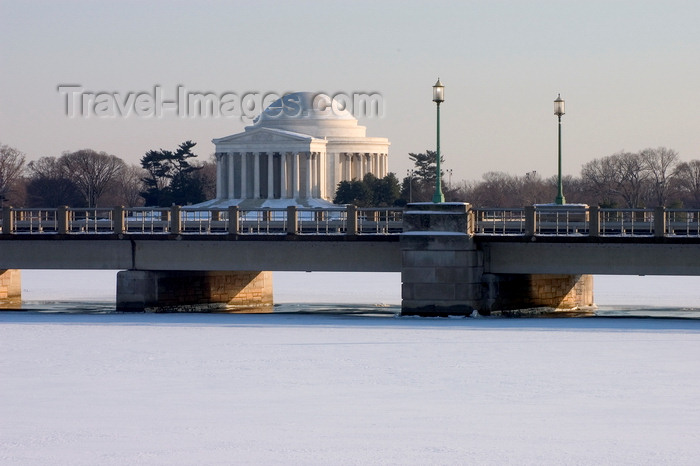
20;301;117;314
596;305;700;320
8;301;700;319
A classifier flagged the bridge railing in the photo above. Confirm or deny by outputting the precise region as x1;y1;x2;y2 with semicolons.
473;208;526;235
357;207;404;234
0;205;404;236
535;205;590;236
3;205;700;238
124;208;172;234
5;208;59;234
237;208;289;234
599;208;655;236
665;209;700;236
295;207;346;234
472;206;700;238
180;208;230;234
67;208;117;233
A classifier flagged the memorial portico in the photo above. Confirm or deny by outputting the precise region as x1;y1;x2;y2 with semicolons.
203;92;390;208
145;92;391;311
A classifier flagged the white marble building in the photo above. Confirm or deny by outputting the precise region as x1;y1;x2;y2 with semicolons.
201;92;390;208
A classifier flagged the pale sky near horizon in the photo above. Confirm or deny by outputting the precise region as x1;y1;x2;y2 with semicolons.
1;0;698;184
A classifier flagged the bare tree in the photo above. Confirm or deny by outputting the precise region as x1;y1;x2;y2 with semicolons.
468;172;518;207
0;143;26;205
26;156;83;207
194;157;217;201
120;165;148;207
613;151;650;208
581;155;619;206
641;147;679;207
522;171;551;205
99;164;147;207
565;175;592;205
674;160;700;208
60;149;126;207
582;151;650;207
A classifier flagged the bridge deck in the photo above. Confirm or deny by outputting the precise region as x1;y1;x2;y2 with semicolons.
2;205;700;276
0;235;402;272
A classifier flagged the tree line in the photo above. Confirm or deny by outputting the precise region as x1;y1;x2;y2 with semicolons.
2;141;698;209
396;147;700;209
0;141;216;208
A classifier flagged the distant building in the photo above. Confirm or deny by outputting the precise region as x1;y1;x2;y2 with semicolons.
201;92;390;207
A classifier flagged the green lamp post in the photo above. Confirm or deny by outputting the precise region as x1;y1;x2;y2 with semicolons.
432;78;445;203
554;93;566;205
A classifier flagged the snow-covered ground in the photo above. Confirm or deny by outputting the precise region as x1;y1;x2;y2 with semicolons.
1;312;700;465
3;272;700;464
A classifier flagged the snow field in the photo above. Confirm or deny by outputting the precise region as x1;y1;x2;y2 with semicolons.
2;313;700;465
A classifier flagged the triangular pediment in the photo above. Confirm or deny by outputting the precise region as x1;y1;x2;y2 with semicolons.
213;127;317;145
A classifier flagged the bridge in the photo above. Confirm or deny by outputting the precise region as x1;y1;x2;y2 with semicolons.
1;203;699;315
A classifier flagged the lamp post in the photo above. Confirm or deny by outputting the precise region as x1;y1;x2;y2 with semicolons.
407;169;414;203
554;93;566;205
432;78;445;203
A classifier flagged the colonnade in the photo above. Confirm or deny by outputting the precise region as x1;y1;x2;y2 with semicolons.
341;152;388;182
215;151;389;200
215;151;324;200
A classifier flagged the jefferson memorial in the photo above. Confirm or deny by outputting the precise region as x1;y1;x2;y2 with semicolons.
198;92;390;208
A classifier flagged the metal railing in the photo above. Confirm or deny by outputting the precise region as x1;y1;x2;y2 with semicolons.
535;205;589;236
665;209;700;236
473;205;700;238
0;205;405;236
599;208;654;236
7;209;58;233
473;208;526;235
2;205;700;238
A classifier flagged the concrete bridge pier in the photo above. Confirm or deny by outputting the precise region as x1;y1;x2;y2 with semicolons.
0;269;21;309
400;203;595;317
401;203;482;317
481;273;595;316
116;270;273;312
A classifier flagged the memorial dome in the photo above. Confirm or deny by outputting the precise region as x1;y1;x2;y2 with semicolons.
250;92;365;138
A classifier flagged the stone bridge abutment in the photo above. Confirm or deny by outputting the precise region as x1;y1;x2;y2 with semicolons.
116;270;273;312
400;203;594;316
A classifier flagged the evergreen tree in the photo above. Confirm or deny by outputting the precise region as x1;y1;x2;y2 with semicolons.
400;150;446;203
409;150;443;184
333;173;401;207
140;141;205;206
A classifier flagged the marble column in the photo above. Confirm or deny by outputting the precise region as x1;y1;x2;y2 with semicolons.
318;152;324;197
308;152;315;198
267;152;275;199
240;153;247;199
311;152;317;198
227;152;235;199
343;153;350;181
215;153;223;199
253;152;260;199
280;153;288;198
292;152;300;198
300;152;311;198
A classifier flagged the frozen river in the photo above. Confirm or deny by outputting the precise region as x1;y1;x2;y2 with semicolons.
3;271;700;464
2;311;700;465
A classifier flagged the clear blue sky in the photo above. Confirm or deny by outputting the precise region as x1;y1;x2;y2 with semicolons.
1;0;698;183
